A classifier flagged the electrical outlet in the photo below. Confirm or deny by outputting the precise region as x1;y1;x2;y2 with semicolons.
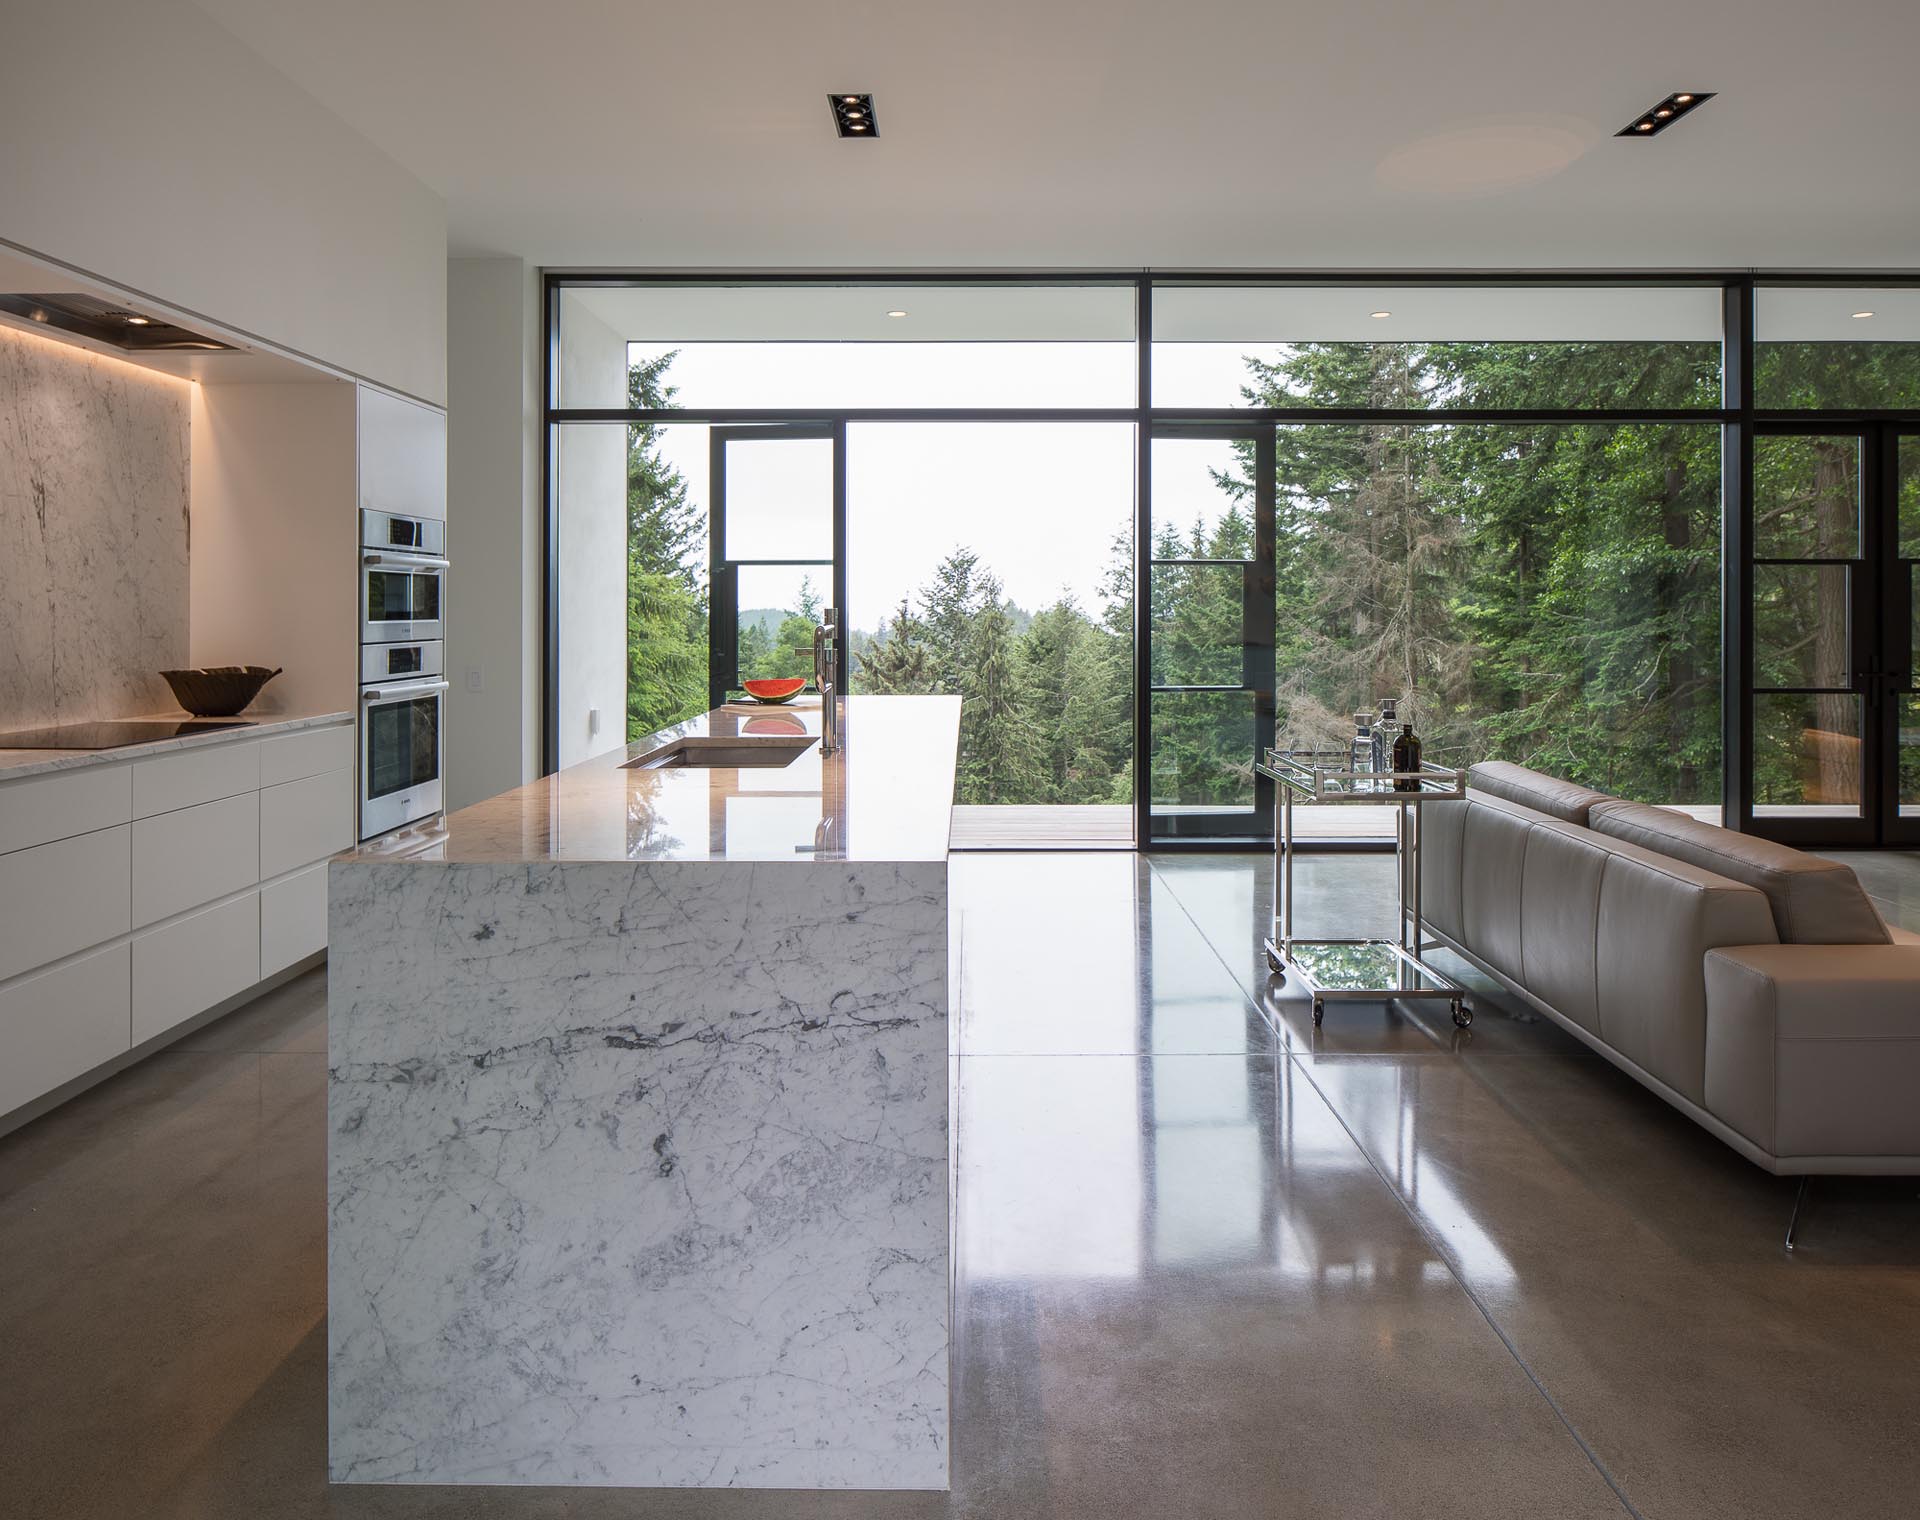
588;707;601;736
464;666;483;693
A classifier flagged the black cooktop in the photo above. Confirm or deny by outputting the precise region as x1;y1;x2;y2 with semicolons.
0;719;254;750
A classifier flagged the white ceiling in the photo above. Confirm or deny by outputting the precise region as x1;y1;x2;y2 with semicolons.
190;0;1920;272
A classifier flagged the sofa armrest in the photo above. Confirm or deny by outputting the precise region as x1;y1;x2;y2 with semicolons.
1704;945;1920;1167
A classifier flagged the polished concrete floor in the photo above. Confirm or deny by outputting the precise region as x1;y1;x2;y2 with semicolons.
3;851;1918;1518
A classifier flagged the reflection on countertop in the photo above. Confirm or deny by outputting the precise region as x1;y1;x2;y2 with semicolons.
350;693;961;866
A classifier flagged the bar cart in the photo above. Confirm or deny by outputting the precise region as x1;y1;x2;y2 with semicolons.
1256;749;1471;1029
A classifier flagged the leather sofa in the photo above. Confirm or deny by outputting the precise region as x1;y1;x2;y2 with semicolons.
1418;762;1920;1176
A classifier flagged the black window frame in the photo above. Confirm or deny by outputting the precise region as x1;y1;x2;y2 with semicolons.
542;269;1920;852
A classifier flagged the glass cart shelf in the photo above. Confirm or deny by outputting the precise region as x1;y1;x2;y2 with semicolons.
1255;748;1471;1029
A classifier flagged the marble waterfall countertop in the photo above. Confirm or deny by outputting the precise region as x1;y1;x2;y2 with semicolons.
348;693;960;865
0;709;353;780
326;693;960;1490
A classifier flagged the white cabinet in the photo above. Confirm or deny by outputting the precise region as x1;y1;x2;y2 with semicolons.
260;724;354;787
0;763;131;855
0;945;130;1116
0;719;351;1127
132;893;260;1045
261;862;328;976
359;386;447;522
133;739;260;818
0;826;131;983
133;792;260;929
261;769;353;881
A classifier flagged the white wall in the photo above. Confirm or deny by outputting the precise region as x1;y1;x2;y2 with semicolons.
554;300;629;768
444;258;542;809
189;382;359;719
0;0;446;406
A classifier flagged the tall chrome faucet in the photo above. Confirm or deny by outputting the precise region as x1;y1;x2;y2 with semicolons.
812;606;841;754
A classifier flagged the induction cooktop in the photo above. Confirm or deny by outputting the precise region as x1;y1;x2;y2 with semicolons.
0;719;254;750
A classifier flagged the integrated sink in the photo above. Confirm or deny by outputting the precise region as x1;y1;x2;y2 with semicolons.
627;736;815;771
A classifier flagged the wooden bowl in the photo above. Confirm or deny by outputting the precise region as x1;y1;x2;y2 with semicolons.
159;665;282;717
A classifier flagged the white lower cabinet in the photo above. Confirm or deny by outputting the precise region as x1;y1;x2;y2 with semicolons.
132;893;261;1045
261;862;329;977
261;770;353;881
0;944;131;1115
0;720;351;1125
0;825;132;983
133;791;261;928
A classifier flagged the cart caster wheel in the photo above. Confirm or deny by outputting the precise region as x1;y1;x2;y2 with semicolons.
1265;947;1285;975
1312;999;1324;1027
1451;1000;1472;1029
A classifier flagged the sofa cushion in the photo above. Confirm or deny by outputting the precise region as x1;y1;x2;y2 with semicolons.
1588;801;1891;946
1466;762;1614;826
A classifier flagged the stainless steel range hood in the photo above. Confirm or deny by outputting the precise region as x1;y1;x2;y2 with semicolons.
0;292;237;352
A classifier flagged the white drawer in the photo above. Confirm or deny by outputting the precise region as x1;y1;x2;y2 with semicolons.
261;861;328;976
132;791;260;929
132;893;260;1044
133;738;260;819
261;769;353;879
0;825;131;983
0;943;131;1117
0;763;132;856
260;724;354;788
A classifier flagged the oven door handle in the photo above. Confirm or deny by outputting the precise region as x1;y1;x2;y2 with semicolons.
362;680;451;703
362;551;451;570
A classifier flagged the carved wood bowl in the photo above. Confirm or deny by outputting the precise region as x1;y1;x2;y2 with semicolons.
159;665;283;717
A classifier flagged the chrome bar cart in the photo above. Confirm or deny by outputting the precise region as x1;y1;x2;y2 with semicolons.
1256;749;1472;1028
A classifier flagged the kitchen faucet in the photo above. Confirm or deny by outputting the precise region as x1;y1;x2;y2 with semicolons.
812;607;841;754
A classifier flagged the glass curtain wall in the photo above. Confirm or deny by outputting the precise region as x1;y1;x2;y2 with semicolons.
1147;284;1724;840
548;274;1920;850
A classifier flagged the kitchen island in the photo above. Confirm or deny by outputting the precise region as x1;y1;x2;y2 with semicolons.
326;695;958;1490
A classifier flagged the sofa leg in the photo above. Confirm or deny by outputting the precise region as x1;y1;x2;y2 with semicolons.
1785;1176;1813;1253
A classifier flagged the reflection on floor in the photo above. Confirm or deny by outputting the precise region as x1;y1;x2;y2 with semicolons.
2;850;1917;1517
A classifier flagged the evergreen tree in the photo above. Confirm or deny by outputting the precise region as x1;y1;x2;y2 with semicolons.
625;351;707;738
859;599;937;693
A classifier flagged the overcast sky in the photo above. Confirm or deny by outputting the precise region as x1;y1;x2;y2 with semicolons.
634;341;1264;631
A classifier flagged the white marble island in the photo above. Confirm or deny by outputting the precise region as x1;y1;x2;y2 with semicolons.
326;695;958;1490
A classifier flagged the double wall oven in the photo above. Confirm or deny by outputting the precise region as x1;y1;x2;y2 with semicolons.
360;510;448;838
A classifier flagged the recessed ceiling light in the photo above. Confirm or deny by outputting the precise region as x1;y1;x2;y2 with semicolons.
125;315;151;325
887;310;908;318
1852;310;1875;319
829;93;878;139
1371;310;1392;319
1618;91;1715;138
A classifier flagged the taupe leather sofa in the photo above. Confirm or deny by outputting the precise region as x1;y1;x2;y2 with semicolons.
1418;763;1920;1178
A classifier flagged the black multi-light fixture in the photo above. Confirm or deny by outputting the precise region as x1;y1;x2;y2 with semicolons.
1617;91;1715;137
830;93;878;139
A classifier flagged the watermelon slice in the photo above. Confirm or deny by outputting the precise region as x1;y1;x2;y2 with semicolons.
741;677;807;704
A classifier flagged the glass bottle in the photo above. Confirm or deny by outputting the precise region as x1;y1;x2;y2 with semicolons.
1373;697;1397;774
1350;712;1374;791
1391;719;1423;793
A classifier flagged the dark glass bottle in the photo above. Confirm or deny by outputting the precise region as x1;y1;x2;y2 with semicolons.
1391;720;1422;792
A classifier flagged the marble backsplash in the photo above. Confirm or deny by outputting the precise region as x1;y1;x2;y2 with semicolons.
0;326;191;728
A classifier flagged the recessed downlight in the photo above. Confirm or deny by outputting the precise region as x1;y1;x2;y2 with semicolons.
1852;310;1876;319
125;315;151;326
829;93;878;139
1370;310;1392;319
887;310;908;319
1618;91;1716;138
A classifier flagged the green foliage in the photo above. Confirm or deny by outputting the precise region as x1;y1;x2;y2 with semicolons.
625;352;707;740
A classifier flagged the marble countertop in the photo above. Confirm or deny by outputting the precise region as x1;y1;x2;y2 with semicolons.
349;694;961;866
0;709;353;781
